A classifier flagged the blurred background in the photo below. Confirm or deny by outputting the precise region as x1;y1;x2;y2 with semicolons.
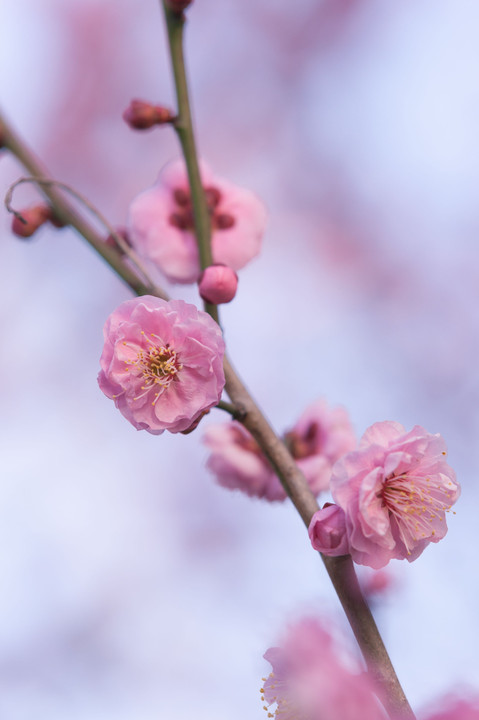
1;0;479;717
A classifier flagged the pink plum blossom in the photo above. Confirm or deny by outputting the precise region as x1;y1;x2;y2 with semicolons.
261;618;384;720
326;421;460;569
128;159;267;283
203;399;356;501
98;296;225;434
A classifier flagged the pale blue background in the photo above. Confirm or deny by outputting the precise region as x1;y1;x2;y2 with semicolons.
0;1;478;717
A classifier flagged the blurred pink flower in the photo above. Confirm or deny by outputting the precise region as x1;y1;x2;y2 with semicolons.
329;421;460;569
128;159;267;283
203;399;356;501
98;296;225;434
422;696;479;720
359;568;397;605
261;618;384;720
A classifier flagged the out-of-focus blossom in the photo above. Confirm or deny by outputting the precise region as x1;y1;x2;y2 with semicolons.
308;503;349;556
203;421;278;499
261;618;384;720
328;421;460;569
359;568;397;605
198;264;238;304
11;204;54;238
122;100;175;130
203;399;356;501
128;159;267;283
284;399;357;492
422;695;479;720
98;296;225;434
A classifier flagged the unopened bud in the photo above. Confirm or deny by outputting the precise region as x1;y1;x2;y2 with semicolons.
11;204;52;238
198;264;238;305
165;0;194;13
123;100;175;130
308;504;349;557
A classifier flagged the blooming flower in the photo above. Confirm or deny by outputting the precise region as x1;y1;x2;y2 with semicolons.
127;159;267;283
203;399;356;501
98;296;225;434
261;618;384;720
316;421;460;569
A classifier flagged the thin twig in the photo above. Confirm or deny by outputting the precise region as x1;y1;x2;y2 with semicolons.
216;399;247;421
4;176;168;300
0;111;167;299
161;2;219;324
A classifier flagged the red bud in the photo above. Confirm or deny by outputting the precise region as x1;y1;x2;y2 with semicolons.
11;205;52;238
123;100;175;130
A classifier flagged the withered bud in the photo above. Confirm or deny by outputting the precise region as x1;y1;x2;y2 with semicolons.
48;212;66;229
11;204;53;239
123;100;175;130
105;227;131;254
180;409;210;435
165;0;194;13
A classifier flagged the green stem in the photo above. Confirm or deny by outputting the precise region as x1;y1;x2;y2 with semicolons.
159;7;415;719
161;3;219;324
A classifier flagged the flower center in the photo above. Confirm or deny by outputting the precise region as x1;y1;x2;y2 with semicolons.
168;185;236;231
123;332;182;405
380;470;456;553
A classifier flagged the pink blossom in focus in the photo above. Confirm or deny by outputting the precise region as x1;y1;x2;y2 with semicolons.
203;399;356;501
98;296;225;434
198;264;238;304
128;159;267;283
308;503;349;556
261;618;384;720
330;421;460;569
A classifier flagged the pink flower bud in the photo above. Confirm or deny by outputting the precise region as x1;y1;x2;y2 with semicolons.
165;0;193;14
123;100;175;130
198;264;238;304
11;205;52;238
308;503;349;557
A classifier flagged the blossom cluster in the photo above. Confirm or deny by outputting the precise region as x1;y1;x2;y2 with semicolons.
309;421;460;568
203;399;356;501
